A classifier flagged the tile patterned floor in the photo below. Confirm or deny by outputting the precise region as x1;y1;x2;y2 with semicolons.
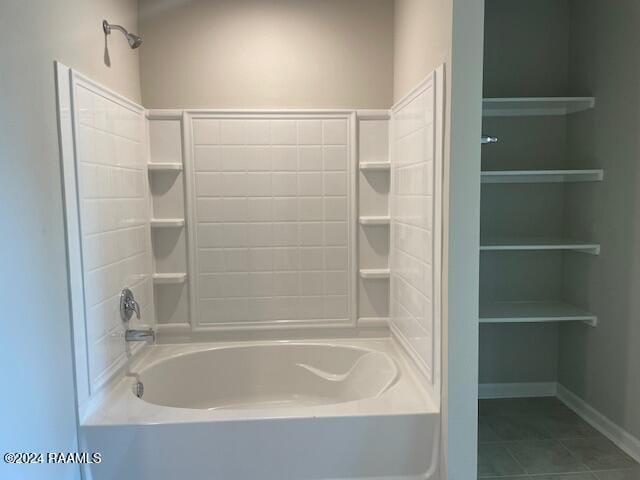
478;397;640;480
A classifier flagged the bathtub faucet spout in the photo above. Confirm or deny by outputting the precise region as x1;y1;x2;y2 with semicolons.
125;327;155;343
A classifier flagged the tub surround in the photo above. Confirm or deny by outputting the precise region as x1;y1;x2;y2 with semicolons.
58;63;445;479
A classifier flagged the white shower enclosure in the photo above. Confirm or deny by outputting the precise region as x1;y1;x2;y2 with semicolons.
57;61;445;479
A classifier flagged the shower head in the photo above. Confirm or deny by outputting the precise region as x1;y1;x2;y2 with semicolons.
103;20;143;49
126;33;143;49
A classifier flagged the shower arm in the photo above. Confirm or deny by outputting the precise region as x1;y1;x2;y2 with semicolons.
102;20;142;49
103;20;126;36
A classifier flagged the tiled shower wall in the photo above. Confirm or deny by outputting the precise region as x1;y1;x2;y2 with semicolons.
189;116;353;328
390;71;442;394
73;79;154;391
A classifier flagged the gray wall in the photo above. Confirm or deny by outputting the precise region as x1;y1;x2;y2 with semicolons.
561;0;640;440
138;0;394;109
393;1;483;478
0;1;140;478
445;0;484;476
480;0;571;384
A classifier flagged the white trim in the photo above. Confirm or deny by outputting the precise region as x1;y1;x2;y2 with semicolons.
186;108;356;115
356;109;391;120
348;112;358;327
557;384;640;463
432;64;445;402
72;70;144;114
55;62;91;417
478;382;558;399
146;109;183;120
391;72;436;114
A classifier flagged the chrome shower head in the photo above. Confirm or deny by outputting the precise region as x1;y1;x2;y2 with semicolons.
126;33;143;49
103;20;143;49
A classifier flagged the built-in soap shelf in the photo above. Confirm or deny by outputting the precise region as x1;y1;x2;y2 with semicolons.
150;218;185;228
359;162;391;172
479;300;597;327
152;273;187;285
359;215;390;225
148;163;183;172
481;169;604;184
359;268;390;280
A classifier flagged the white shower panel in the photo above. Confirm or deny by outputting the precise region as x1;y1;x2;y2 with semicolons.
186;113;355;329
390;68;444;399
63;70;154;395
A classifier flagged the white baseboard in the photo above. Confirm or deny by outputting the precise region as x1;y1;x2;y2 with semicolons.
479;382;558;399
557;384;640;464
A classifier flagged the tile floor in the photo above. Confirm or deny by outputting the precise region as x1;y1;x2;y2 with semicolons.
478;397;640;479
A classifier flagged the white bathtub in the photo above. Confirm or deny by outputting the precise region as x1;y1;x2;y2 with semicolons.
81;338;439;480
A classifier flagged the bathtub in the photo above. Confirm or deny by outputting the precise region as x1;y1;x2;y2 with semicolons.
81;338;439;480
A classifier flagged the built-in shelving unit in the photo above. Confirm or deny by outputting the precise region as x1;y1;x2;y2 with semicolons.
150;218;185;228
356;111;391;326
481;169;604;184
480;237;600;255
359;215;390;225
153;273;187;285
480;92;600;328
479;301;597;327
147;111;191;332
482;97;596;117
359;268;390;279
148;163;183;172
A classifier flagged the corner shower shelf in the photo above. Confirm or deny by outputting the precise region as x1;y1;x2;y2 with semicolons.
152;273;187;285
359;268;390;279
481;169;604;184
150;218;185;228
359;215;390;225
480;237;600;255
479;301;597;327
482;97;596;117
359;162;391;171
148;163;183;172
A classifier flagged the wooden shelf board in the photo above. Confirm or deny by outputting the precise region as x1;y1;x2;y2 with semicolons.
479;301;597;327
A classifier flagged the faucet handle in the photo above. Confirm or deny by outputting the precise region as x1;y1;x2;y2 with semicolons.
120;288;141;322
